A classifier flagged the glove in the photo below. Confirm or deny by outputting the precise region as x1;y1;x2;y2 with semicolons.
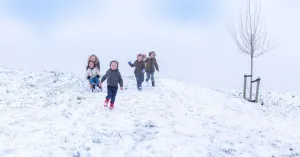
128;61;133;66
142;68;145;73
87;76;91;79
96;75;100;78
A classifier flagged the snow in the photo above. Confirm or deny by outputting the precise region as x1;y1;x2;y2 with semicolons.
0;66;300;157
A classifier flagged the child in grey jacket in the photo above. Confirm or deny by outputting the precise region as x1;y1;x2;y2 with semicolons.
100;60;123;110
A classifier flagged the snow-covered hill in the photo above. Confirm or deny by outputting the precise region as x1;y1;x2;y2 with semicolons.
0;66;299;157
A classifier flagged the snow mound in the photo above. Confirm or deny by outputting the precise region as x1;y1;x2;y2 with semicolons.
0;67;300;157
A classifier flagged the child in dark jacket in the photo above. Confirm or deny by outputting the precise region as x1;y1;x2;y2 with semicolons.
128;54;145;91
100;60;123;110
144;51;159;87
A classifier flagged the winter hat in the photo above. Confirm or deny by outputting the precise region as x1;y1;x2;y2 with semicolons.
110;60;119;68
137;53;143;58
149;51;156;57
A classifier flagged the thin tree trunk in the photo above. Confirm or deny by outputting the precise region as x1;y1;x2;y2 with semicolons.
249;54;254;100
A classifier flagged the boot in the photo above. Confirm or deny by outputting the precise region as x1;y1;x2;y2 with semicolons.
152;82;155;87
91;84;96;92
109;103;114;110
104;99;109;107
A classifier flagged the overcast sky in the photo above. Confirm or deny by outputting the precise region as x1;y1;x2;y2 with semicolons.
0;0;299;92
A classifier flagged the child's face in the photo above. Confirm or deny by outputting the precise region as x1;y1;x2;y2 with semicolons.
150;53;155;58
110;62;118;70
90;56;96;62
137;56;142;61
89;62;95;68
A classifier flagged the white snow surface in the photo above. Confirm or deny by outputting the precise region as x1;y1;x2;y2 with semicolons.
0;67;300;157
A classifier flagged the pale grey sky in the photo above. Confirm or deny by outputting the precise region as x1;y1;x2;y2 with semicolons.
0;0;299;92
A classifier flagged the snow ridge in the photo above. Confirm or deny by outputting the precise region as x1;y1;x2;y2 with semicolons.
0;67;300;157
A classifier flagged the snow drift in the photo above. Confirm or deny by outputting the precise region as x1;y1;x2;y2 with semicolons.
0;66;299;157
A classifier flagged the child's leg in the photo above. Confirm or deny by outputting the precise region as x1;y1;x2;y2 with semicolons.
150;72;155;83
106;86;113;101
141;74;145;83
139;75;144;87
150;72;155;86
135;75;140;88
140;75;144;88
146;72;150;82
137;75;142;88
95;77;100;85
110;86;118;104
89;78;95;84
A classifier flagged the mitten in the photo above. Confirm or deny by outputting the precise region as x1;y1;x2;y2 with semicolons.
128;61;134;66
87;76;91;79
96;75;100;78
99;85;102;89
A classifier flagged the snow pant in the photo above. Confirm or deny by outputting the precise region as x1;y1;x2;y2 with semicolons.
146;72;155;83
135;74;144;88
89;77;100;85
106;85;118;104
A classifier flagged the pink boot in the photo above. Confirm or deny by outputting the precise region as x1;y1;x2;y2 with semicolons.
103;99;109;107
109;103;114;110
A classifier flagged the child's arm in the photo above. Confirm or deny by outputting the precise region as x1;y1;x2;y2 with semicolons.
100;70;108;82
154;60;159;72
99;70;108;87
118;72;124;89
128;61;135;67
96;70;101;78
142;61;146;73
85;70;91;79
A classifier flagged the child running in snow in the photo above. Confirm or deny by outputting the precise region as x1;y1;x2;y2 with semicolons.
144;51;159;87
128;54;146;91
86;61;101;90
86;54;100;71
100;60;123;110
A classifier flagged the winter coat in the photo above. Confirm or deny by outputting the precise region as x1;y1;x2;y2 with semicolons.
86;68;101;78
129;60;145;76
101;69;123;87
144;57;159;73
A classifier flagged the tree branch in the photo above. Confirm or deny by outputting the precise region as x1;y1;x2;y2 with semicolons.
229;0;276;58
